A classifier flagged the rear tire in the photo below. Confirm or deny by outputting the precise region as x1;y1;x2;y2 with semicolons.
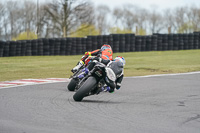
73;76;97;102
67;78;77;91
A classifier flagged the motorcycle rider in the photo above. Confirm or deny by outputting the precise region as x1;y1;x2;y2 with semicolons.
79;56;125;93
71;44;113;73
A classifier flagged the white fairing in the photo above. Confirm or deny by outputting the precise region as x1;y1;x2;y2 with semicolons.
105;67;116;81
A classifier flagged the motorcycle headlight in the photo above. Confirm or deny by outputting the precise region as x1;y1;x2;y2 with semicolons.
105;68;116;81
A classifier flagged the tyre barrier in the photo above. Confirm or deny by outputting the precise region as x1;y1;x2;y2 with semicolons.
0;32;200;57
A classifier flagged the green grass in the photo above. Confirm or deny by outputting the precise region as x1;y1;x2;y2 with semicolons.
0;50;200;82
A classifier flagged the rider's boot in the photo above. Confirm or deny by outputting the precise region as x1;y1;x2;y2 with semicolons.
71;61;84;73
96;86;111;94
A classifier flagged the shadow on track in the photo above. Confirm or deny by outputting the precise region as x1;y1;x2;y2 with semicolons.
81;99;123;104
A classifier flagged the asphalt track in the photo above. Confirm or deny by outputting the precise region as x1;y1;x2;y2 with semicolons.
0;73;200;133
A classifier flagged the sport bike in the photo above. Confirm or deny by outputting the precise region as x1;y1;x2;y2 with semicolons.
73;60;122;102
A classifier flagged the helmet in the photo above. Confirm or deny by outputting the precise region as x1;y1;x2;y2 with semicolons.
114;56;126;66
101;44;112;51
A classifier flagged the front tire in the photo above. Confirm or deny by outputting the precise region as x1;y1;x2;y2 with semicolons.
73;76;97;102
67;78;77;91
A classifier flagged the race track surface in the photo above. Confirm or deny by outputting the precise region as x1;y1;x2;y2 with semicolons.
0;73;200;133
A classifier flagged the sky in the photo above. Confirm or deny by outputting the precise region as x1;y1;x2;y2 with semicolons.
90;0;200;10
1;0;200;10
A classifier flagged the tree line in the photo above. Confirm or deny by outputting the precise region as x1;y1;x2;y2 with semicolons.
0;0;200;40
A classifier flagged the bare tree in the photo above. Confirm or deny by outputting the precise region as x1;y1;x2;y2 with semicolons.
136;8;149;30
173;6;188;33
164;9;176;33
23;1;37;34
113;5;139;31
96;5;110;35
148;9;164;33
0;2;5;38
186;6;200;32
6;1;20;38
44;0;94;37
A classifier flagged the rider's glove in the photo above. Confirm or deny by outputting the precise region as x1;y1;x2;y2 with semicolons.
85;52;91;56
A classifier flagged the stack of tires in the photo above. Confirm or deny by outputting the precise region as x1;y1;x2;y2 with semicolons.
111;34;120;53
86;36;92;52
141;36;146;51
193;32;199;49
26;40;32;56
9;41;17;56
76;38;82;55
102;35;109;45
20;40;26;56
162;34;168;51
91;36;98;50
66;38;72;55
31;39;38;56
16;41;22;56
49;38;55;55
188;33;194;49
178;34;184;50
96;36;101;48
183;34;189;50
168;34;174;50
81;38;87;54
60;38;66;55
54;38;61;55
156;34;163;51
124;34;132;52
130;34;136;52
173;34;179;50
108;35;113;50
3;41;9;57
119;34;126;52
0;41;5;57
71;38;77;55
37;38;43;56
43;38;50;56
135;36;142;52
97;35;103;49
146;36;152;51
151;35;157;51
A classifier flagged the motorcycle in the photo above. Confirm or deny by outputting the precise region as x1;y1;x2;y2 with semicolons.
72;60;121;102
67;56;96;91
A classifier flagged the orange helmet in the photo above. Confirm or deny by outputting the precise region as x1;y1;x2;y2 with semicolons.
101;44;112;51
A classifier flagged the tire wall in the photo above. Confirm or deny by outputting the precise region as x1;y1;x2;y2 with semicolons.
0;32;200;57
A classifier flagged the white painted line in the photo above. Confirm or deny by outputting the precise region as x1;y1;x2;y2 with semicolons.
0;78;70;89
125;71;200;79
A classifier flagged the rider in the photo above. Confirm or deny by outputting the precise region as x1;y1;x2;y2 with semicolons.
98;56;125;93
71;44;113;73
80;56;125;93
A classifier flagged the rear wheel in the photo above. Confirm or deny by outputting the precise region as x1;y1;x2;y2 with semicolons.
73;76;97;102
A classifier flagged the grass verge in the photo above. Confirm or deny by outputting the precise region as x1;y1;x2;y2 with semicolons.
0;50;200;82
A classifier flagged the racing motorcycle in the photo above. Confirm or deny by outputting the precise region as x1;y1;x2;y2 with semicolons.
67;56;96;91
72;60;120;102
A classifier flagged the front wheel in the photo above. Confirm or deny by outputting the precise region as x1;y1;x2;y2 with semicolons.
67;78;77;91
73;76;97;102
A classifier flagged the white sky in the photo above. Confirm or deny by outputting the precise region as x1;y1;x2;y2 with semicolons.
1;0;200;10
90;0;200;10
